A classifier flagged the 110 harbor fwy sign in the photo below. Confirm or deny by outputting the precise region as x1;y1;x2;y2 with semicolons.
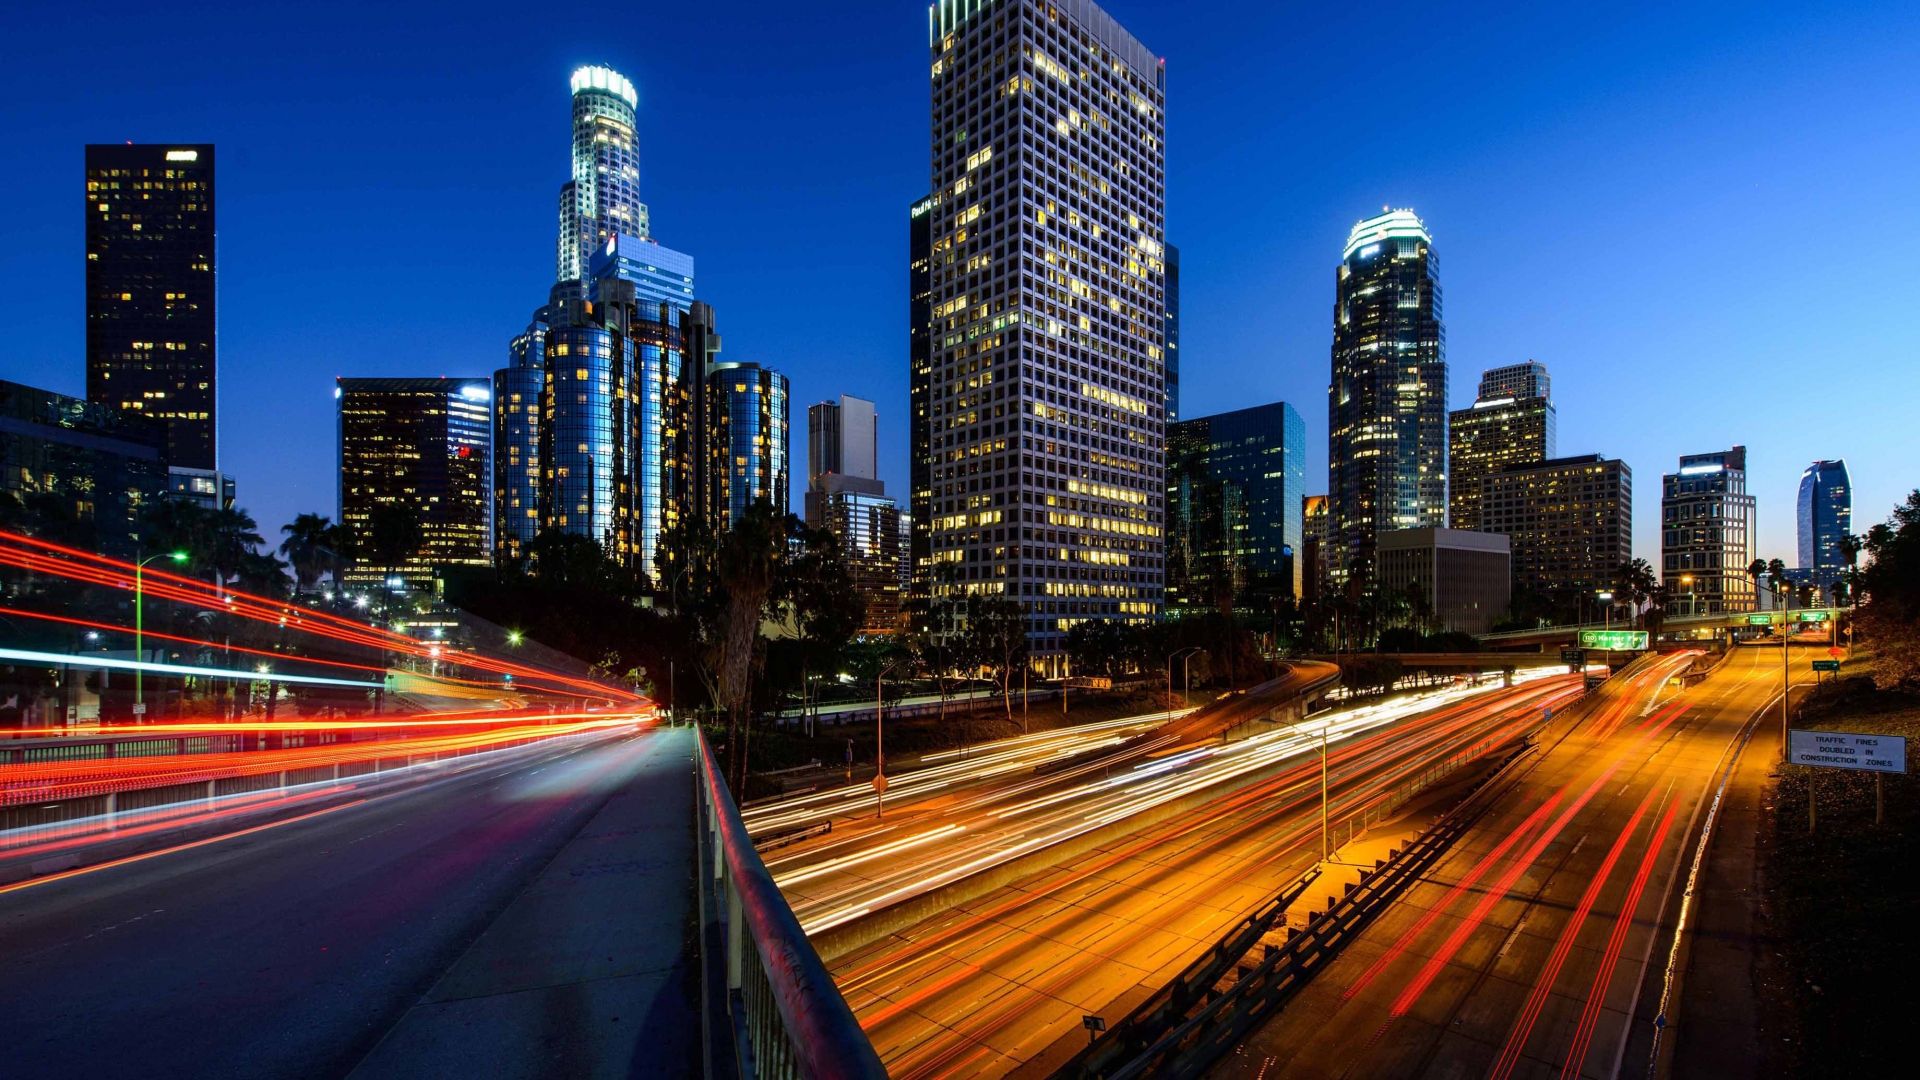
1787;729;1908;774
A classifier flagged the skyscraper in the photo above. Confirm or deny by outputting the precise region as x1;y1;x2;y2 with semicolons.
492;300;551;567
1301;494;1329;605
1165;402;1305;614
1448;361;1555;531
336;378;492;589
1165;242;1181;422
1661;446;1757;614
1328;208;1446;600
926;0;1168;667
557;66;647;282
1795;459;1852;598
907;194;935;624
706;362;788;527
807;396;904;635
1482;454;1631;604
85;144;217;469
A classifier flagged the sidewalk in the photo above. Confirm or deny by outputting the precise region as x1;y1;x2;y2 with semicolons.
350;727;700;1079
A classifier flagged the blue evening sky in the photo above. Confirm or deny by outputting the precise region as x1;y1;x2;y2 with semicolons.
2;1;1915;561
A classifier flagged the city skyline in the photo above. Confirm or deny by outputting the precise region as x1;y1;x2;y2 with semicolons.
2;1;1916;561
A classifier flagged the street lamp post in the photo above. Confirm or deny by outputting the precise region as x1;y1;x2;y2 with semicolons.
1169;647;1201;710
875;660;899;818
133;550;189;720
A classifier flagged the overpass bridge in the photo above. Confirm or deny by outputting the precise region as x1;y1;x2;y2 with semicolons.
1477;606;1845;652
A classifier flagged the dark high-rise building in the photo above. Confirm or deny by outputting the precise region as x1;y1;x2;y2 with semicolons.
336;378;492;590
927;0;1168;667
1328;208;1446;600
1661;446;1757;614
1165;243;1181;422
1482;454;1632;604
907;194;935;624
85;144;217;469
807;395;903;635
706;362;788;528
1166;402;1305;614
1377;528;1510;636
1448;361;1555;531
1301;494;1329;605
0;380;167;558
1795;459;1852;599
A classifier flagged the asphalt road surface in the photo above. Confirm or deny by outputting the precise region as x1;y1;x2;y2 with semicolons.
1219;645;1800;1079
0;729;668;1080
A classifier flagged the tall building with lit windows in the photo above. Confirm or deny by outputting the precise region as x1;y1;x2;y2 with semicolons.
493;300;551;567
1448;361;1555;531
335;378;492;590
1164;243;1181;422
1793;459;1851;600
808;396;904;634
908;194;935;620
1166;402;1305;614
85;144;217;470
706;363;788;527
1661;446;1757;614
926;0;1168;668
1328;208;1447;600
557;66;648;282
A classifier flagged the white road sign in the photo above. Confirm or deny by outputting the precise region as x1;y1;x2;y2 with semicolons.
1788;729;1908;774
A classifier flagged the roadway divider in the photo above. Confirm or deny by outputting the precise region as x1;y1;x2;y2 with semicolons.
693;727;885;1080
1056;743;1542;1079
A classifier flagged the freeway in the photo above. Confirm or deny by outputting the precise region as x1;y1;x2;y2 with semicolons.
813;673;1590;1076
1221;644;1799;1079
0;724;677;1080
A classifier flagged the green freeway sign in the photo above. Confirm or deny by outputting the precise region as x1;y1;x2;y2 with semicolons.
1747;614;1775;626
1813;660;1841;672
1799;610;1831;623
1578;630;1650;651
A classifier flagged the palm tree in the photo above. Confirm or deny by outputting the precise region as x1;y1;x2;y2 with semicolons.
209;507;265;587
278;513;333;595
1613;558;1657;627
322;521;358;587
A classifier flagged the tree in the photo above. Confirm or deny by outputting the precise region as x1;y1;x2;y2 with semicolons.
1854;491;1920;688
279;513;334;594
712;501;787;785
778;521;863;727
1613;558;1658;627
963;591;1029;727
322;520;359;586
364;503;424;595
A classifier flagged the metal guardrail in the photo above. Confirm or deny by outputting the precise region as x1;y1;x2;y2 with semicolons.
693;727;886;1080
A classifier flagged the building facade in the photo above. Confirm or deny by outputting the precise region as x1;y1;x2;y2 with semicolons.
166;466;236;511
907;194;936;624
1328;208;1446;601
706;362;788;528
1165;242;1181;422
1481;454;1631;603
0;380;167;558
85;144;217;470
926;0;1169;666
336;378;492;590
1448;362;1555;531
557;66;648;282
493;300;551;567
807;395;903;635
1376;527;1510;636
1165;402;1304;614
1301;494;1329;605
1661;446;1757;614
1795;459;1852;599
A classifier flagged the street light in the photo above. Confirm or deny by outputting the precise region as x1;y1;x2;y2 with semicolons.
134;550;189;719
1680;574;1697;619
875;660;900;818
1169;647;1202;710
506;629;524;647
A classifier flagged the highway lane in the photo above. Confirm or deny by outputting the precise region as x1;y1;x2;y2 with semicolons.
821;675;1590;1077
0;727;668;1080
1222;645;1798;1079
777;670;1561;940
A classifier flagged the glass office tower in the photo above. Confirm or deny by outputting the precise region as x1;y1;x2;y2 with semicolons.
557;66;648;282
493;303;550;567
1796;459;1852;597
1165;243;1181;422
927;0;1169;667
1166;402;1305;614
907;194;935;622
706;362;788;527
85;144;217;469
336;378;492;590
1329;208;1447;600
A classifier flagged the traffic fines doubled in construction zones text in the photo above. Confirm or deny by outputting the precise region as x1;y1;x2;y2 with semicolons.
1788;729;1908;774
